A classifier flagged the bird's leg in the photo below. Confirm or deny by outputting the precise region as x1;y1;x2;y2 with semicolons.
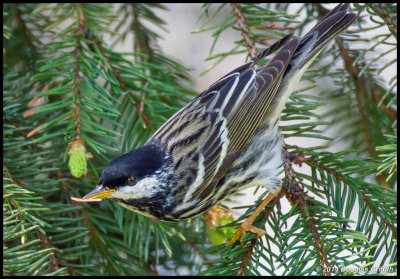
226;185;281;246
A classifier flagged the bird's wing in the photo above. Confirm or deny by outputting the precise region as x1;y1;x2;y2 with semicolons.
149;34;298;203
190;38;300;200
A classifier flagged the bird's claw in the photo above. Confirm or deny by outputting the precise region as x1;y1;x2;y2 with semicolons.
225;220;266;246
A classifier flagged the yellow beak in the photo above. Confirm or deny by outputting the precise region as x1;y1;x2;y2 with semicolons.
83;185;116;200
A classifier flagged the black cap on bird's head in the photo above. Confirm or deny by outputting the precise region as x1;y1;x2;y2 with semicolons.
83;143;165;200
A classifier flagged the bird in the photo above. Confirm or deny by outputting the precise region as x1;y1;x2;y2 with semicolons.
80;3;356;245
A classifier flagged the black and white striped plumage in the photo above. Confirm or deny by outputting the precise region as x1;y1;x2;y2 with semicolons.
83;4;356;221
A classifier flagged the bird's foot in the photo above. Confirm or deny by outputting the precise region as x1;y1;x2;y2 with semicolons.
225;219;266;246
225;190;280;246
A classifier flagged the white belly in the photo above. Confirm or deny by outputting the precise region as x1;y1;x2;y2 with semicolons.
213;122;284;203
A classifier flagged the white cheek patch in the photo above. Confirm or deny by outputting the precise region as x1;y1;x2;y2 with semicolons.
110;176;160;200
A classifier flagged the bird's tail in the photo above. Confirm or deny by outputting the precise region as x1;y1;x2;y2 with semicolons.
264;3;356;125
284;3;356;79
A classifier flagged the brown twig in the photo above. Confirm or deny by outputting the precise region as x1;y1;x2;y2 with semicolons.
336;39;375;157
36;232;61;272
282;145;331;275
375;3;397;37
361;194;397;239
317;3;397;157
306;158;345;181
282;141;300;189
14;5;37;51
73;19;85;136
131;3;153;129
237;238;258;276
372;87;397;121
285;181;331;276
260;23;295;31
231;3;258;61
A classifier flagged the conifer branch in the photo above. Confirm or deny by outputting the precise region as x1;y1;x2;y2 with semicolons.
14;7;31;39
306;158;344;181
130;3;153;128
70;191;121;275
306;156;397;239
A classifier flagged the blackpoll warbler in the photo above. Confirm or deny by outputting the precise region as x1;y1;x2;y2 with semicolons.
81;4;355;244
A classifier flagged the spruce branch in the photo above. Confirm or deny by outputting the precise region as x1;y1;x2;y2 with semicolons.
306;153;397;240
129;3;155;129
371;87;397;121
4;4;43;71
74;19;152;130
35;231;61;273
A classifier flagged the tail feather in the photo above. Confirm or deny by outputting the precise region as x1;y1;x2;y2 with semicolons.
317;3;350;24
262;3;355;125
286;4;356;75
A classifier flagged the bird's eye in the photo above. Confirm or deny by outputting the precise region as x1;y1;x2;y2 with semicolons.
126;176;138;186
